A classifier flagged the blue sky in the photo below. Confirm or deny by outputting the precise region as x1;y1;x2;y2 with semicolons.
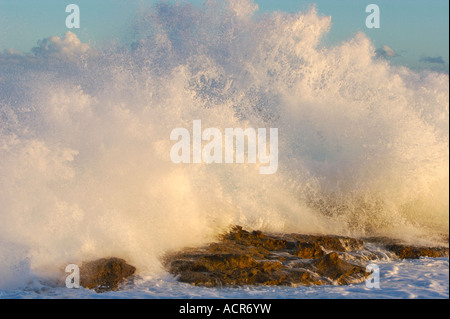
0;0;448;72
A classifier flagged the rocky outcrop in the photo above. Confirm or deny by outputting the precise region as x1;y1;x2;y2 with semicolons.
71;226;448;292
384;244;449;259
79;257;136;293
363;236;449;259
164;226;449;288
163;226;371;287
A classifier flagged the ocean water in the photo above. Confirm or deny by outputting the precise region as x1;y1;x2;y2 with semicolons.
0;0;448;298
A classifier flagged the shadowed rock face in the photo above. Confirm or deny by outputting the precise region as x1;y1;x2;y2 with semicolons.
79;257;136;293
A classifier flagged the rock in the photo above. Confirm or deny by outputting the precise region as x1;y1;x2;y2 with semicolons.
177;271;221;287
208;242;269;259
384;244;449;259
164;226;369;287
80;257;136;292
164;225;448;288
292;234;364;252
222;226;290;251
282;269;326;286
312;252;368;285
293;242;325;259
166;253;287;286
198;254;259;271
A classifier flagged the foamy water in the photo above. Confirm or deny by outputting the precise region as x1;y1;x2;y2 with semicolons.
0;0;448;291
0;258;448;299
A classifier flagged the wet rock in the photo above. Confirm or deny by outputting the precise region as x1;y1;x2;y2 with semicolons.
197;254;259;271
80;257;136;292
222;226;289;251
177;271;221;287
208;242;269;259
164;226;448;288
293;242;325;259
385;244;449;259
164;226;369;287
166;253;288;286
282;269;327;286
311;252;368;285
292;234;364;252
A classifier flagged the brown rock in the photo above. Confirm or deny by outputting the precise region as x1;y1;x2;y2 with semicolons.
164;226;447;288
197;254;258;271
312;252;368;285
283;269;327;286
208;242;269;259
294;242;325;259
164;227;369;287
177;271;221;287
385;244;449;259
293;234;364;252
261;261;284;272
80;257;136;292
223;226;289;251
